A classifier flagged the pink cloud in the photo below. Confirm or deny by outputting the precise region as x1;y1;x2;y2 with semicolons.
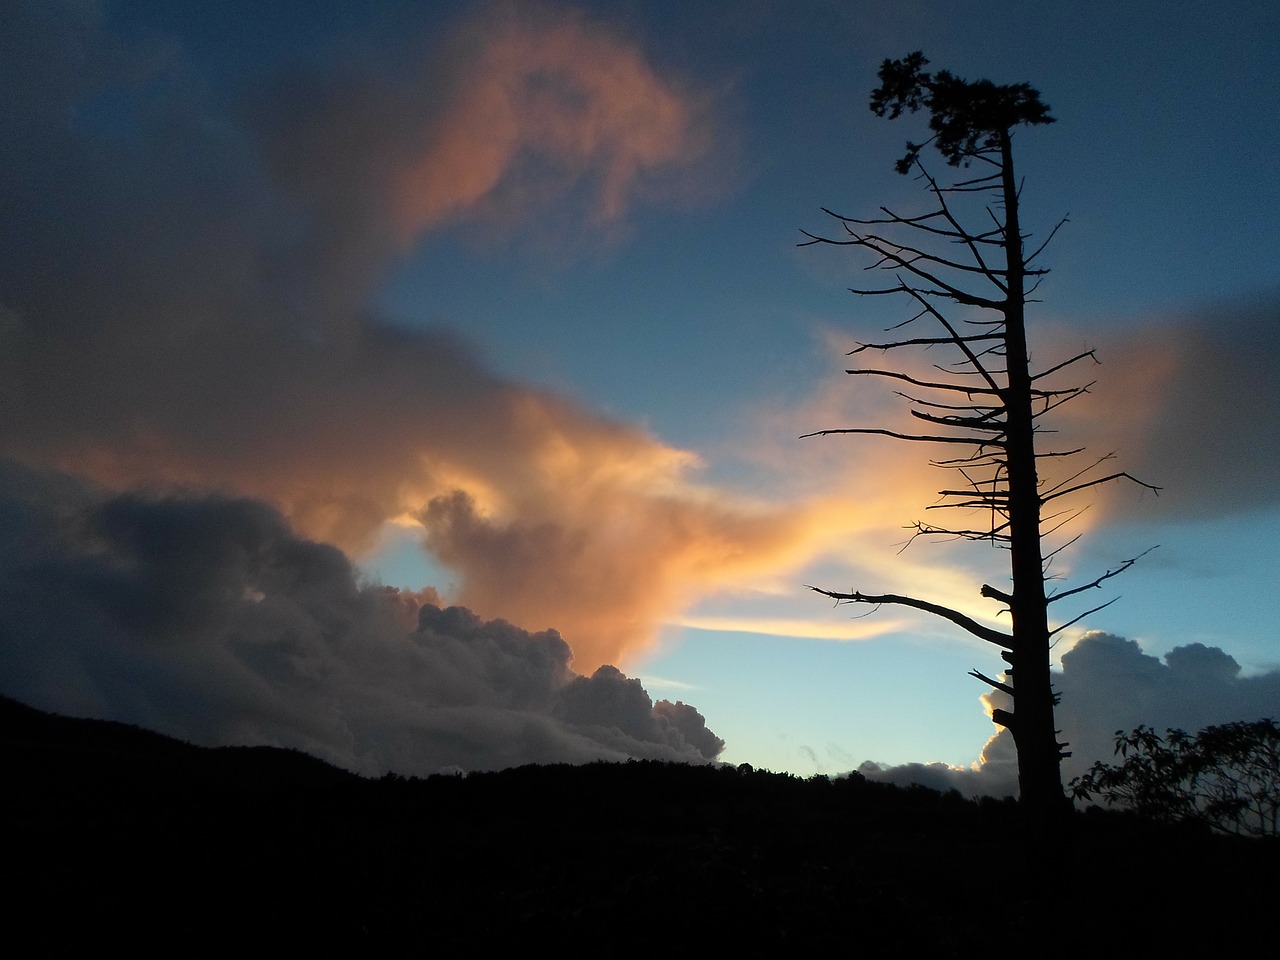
391;2;718;241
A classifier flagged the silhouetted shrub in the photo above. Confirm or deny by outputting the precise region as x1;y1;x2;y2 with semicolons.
1070;719;1280;837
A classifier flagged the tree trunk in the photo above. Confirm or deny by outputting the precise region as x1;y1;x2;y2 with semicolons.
997;130;1067;819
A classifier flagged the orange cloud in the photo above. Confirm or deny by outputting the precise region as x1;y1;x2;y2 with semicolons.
10;317;845;673
715;321;1157;646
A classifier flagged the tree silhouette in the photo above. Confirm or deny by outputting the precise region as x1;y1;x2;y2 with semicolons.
804;53;1158;827
1071;720;1280;838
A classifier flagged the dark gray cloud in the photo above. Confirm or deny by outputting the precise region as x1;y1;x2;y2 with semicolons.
1054;632;1280;774
0;462;723;773
1135;299;1280;517
857;730;1018;799
1048;294;1280;522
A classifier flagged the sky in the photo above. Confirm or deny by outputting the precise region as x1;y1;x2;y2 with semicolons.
2;0;1279;792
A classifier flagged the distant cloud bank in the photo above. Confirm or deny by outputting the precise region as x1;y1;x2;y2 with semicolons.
0;463;722;774
859;630;1280;798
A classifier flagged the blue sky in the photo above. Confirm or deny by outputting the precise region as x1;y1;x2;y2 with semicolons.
3;0;1278;788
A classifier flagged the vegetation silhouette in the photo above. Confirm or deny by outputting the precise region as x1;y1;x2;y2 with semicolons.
803;53;1157;830
5;694;1276;953
1072;719;1280;838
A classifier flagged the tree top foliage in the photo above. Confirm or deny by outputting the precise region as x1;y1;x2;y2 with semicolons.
869;51;1056;173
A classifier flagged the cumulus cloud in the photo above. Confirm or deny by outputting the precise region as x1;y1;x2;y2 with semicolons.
1052;632;1280;773
0;463;722;774
861;630;1280;798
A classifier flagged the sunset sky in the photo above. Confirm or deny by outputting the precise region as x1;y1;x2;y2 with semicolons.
3;0;1278;791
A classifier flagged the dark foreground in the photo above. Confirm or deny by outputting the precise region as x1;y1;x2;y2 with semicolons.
4;696;1274;955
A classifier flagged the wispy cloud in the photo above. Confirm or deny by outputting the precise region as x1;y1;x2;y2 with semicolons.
247;0;727;260
391;1;720;240
675;614;904;642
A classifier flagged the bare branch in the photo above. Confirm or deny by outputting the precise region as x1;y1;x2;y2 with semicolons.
849;334;1000;354
1024;215;1070;267
1041;453;1117;499
799;427;1005;446
931;452;1007;468
901;288;1003;391
1048;597;1120;637
814;228;1008;309
950;170;1003;189
896;391;1002;415
1040;506;1087;539
970;670;1016;697
1041;472;1162;503
1048;547;1158;605
1032;385;1095;418
934;486;1010;500
918;165;1007;284
845;367;1002;396
1032;350;1098;382
981;583;1013;604
927;498;1010;510
1042;533;1083;566
907;520;1011;541
852;234;1011;280
910;410;1007;432
823;205;1002;244
807;585;1014;647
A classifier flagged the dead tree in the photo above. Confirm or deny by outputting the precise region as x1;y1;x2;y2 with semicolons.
803;53;1157;822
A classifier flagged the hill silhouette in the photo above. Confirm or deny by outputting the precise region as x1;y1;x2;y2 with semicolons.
4;695;1274;954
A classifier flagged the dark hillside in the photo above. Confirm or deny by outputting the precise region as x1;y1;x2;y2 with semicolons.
3;696;1274;954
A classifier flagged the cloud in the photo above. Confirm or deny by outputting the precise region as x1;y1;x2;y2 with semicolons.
0;463;722;774
676;614;902;642
8;2;1272;787
390;1;720;240
1032;295;1280;523
0;1;810;672
795;285;1280;555
1122;299;1280;516
861;630;1280;798
418;482;832;669
249;0;725;257
795;295;1280;795
1052;631;1280;774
